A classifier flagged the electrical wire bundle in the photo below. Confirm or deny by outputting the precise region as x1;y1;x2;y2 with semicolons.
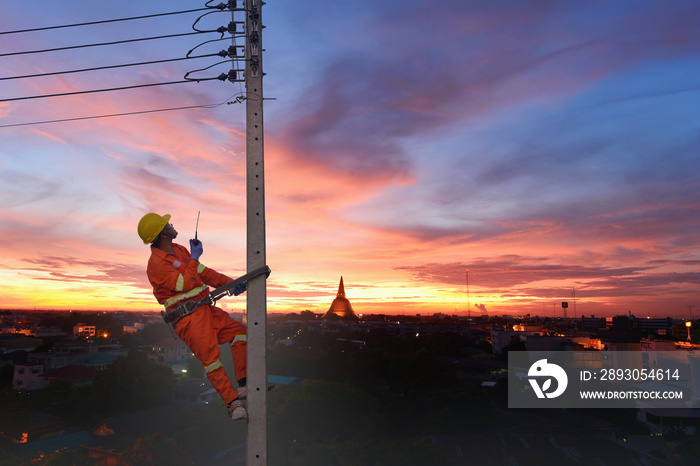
0;1;250;128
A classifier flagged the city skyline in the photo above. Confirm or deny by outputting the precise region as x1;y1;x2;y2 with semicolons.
1;1;699;317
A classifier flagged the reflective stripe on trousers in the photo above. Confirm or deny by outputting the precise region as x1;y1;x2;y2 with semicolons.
204;359;223;374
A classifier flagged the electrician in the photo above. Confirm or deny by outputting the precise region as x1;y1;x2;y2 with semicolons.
138;213;248;420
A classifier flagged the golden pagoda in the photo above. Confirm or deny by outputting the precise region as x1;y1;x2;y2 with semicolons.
323;276;359;321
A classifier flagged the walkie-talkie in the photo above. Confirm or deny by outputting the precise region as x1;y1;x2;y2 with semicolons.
192;211;201;245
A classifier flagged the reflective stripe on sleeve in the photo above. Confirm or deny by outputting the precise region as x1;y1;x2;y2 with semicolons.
232;334;247;345
162;284;208;309
204;359;223;374
175;274;184;292
197;263;205;274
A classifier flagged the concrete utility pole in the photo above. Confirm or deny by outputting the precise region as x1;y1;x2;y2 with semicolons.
243;0;267;464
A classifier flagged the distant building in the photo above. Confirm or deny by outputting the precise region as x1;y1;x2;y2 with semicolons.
641;340;676;352
580;316;606;332
636;317;674;336
569;336;605;350
526;335;579;351
13;327;66;338
491;326;539;354
13;364;44;390
323;276;359;321
513;323;542;332
149;338;190;377
73;323;96;338
123;322;146;334
0;334;43;354
150;339;189;363
28;340;124;370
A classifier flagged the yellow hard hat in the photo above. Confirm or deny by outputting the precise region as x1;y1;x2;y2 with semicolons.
137;213;171;244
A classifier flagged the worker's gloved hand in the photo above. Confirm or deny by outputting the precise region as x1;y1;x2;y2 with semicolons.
189;239;203;260
233;282;247;296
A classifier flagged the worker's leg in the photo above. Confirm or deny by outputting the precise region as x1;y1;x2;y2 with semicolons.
176;307;238;404
210;306;247;385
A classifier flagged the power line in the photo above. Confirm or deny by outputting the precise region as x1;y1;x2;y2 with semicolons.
0;53;224;82
0;4;244;124
0;77;227;103
0;6;225;36
187;36;244;57
0;95;244;129
0;30;225;58
185;59;242;81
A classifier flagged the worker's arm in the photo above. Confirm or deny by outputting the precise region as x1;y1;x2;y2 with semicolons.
197;263;233;289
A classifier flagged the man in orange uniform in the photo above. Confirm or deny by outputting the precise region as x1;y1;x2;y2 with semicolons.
138;212;248;420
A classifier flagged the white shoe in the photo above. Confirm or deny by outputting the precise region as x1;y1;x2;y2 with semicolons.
227;400;248;420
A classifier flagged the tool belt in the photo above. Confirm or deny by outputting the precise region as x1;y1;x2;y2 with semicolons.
161;265;271;327
161;299;203;326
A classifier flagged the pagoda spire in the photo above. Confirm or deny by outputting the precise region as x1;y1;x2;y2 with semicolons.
337;276;346;298
323;276;358;321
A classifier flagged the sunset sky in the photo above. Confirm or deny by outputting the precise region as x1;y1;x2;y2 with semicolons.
1;1;699;318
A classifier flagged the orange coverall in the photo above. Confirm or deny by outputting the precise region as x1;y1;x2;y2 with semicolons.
147;243;246;404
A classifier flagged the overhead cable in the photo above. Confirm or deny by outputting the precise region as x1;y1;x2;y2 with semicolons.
191;9;244;33
0;6;227;36
0;52;225;82
192;11;224;32
0;78;225;103
0;30;227;58
185;59;242;82
0;94;245;129
187;36;244;57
